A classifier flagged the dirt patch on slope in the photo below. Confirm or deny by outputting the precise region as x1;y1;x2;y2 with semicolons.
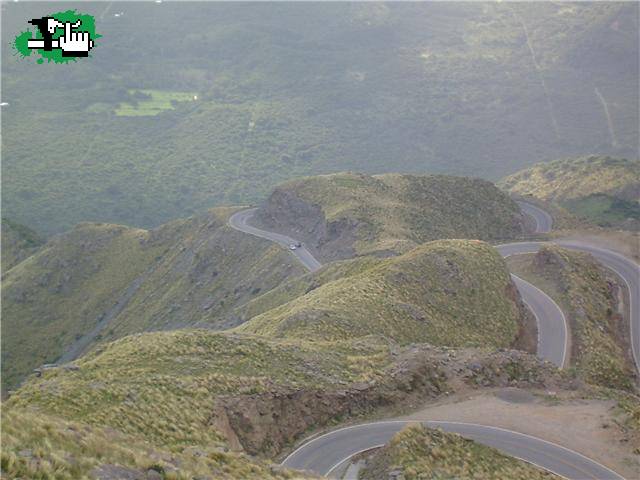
402;390;639;479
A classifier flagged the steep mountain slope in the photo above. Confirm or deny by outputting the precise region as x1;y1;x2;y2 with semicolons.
239;240;527;349
3;2;637;234
2;408;303;480
507;246;636;391
1;208;303;393
500;156;640;229
2;222;161;393
1;218;43;272
5;332;392;456
255;173;525;260
3;329;567;478
359;424;559;480
4;175;635;477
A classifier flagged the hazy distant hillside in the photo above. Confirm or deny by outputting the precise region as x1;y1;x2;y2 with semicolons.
2;2;638;234
1;208;303;392
1;218;43;272
256;172;525;260
500;156;640;228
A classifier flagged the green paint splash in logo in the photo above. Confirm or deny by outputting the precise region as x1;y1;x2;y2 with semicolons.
13;10;100;64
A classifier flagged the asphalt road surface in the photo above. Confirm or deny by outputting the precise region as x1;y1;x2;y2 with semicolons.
517;200;553;233
229;203;634;479
497;239;568;368
228;208;322;272
517;201;639;374
282;421;624;480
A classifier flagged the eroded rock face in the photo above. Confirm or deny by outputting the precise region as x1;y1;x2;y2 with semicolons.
210;353;446;456
254;187;359;262
208;348;568;457
506;281;539;354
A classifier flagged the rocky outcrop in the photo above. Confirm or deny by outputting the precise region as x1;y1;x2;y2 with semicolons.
506;281;538;354
254;187;359;262
208;348;568;457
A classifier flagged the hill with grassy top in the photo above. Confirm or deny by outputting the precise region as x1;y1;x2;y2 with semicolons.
500;156;640;229
238;239;527;349
255;173;526;260
2;225;625;478
2;407;304;480
507;245;637;391
1;208;303;393
5;332;392;455
3;327;567;479
1;172;531;393
359;423;559;480
1;218;43;273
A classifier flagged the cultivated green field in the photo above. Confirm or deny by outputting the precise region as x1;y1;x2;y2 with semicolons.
3;2;637;235
115;90;197;116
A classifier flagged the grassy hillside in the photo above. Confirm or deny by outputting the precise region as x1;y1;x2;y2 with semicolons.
1;208;303;393
1;218;43;272
507;246;636;391
359;423;559;480
2;407;303;480
500;156;640;228
237;256;383;321
1;172;531;393
2;222;161;393
2;231;562;476
3;2;637;235
3;329;567;478
239;240;525;349
5;331;392;453
256;173;526;260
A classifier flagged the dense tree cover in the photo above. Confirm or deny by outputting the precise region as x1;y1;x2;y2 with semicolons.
2;2;637;234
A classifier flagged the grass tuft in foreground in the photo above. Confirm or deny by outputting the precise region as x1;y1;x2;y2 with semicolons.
359;423;560;480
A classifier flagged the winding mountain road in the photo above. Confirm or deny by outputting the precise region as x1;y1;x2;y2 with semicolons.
228;203;636;479
513;202;639;374
229;206;570;367
517;200;553;234
229;208;322;272
281;421;624;480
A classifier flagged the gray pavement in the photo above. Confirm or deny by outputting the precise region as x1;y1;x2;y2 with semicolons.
557;240;639;374
282;421;624;480
517;200;553;233
229;203;635;479
228;208;322;272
